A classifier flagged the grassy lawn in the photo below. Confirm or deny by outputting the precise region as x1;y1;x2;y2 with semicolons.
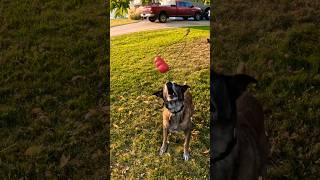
110;19;140;27
211;1;320;179
0;0;108;178
110;27;210;178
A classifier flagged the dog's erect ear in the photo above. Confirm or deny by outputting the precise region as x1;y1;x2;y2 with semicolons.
152;90;163;99
180;85;190;94
230;74;257;99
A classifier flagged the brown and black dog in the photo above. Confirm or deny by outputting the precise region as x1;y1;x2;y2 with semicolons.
153;82;194;161
210;65;268;180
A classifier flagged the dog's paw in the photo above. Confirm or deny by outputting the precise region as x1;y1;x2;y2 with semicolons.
183;152;190;161
159;146;167;156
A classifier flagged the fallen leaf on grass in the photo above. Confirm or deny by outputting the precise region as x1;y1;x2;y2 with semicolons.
59;154;70;168
31;107;43;115
45;170;52;177
117;96;124;100
91;149;103;160
113;123;119;129
121;166;130;174
71;75;86;82
85;109;97;119
25;145;42;156
203;149;210;154
101;106;109;113
117;107;124;112
31;107;49;123
192;131;199;135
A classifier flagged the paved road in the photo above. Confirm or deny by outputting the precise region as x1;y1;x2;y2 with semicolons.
110;19;209;37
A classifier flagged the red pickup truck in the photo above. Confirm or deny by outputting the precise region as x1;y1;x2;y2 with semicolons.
140;1;203;23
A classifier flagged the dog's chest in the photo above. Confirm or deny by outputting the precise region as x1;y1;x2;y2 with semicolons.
168;113;183;132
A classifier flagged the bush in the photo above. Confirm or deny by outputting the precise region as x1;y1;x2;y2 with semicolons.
128;7;142;20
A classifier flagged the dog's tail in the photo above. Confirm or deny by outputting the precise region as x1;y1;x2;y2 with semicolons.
236;61;246;74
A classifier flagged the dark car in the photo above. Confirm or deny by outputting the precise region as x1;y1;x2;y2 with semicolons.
184;0;210;20
140;0;203;23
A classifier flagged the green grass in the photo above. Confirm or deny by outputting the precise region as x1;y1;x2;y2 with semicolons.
211;0;320;179
110;19;139;27
0;0;108;178
111;27;210;178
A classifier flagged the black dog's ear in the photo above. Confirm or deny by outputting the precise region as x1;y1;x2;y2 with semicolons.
230;74;257;99
152;90;163;99
180;85;190;94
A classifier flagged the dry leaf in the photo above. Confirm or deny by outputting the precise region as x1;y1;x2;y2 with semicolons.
45;170;52;177
101;106;109;113
71;75;86;82
31;108;42;115
203;149;210;154
117;107;124;112
25;145;42;156
59;154;70;168
113;123;119;129
85;109;97;119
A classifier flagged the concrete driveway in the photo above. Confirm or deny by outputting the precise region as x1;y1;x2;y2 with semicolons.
110;19;209;37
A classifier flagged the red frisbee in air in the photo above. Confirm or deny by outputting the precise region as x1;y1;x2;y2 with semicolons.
158;63;169;73
155;60;164;67
154;56;163;63
154;56;169;73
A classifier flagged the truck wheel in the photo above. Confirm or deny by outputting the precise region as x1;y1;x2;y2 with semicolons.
183;17;188;21
158;13;167;23
194;13;201;21
149;17;156;22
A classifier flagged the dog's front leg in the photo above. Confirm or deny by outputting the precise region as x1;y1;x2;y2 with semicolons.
159;127;168;155
183;129;191;161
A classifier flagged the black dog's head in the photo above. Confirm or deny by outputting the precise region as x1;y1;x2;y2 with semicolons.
211;70;257;123
153;82;190;113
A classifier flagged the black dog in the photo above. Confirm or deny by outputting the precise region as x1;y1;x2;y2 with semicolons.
210;69;268;180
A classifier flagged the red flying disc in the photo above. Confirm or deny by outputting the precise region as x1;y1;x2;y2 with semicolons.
155;60;164;67
154;56;163;63
158;63;169;73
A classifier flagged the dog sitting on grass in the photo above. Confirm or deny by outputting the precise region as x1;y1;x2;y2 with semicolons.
153;82;194;161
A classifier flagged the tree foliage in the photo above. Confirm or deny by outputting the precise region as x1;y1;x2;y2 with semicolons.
110;0;131;18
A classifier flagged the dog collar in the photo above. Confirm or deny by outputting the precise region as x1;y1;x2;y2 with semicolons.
172;105;184;114
163;101;185;114
165;104;184;114
213;128;237;163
